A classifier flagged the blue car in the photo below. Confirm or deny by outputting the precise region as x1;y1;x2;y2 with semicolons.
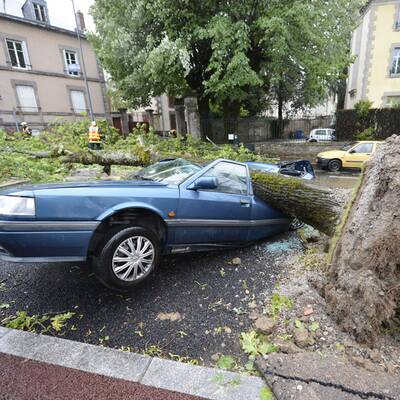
0;158;314;290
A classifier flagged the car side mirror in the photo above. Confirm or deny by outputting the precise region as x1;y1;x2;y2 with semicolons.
349;149;356;154
188;177;218;190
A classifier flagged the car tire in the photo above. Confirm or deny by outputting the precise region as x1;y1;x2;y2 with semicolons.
309;139;317;143
327;159;342;172
93;226;161;291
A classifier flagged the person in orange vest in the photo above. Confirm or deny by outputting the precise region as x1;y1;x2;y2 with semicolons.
88;121;102;150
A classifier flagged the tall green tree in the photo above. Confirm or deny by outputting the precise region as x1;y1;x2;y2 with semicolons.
90;0;361;137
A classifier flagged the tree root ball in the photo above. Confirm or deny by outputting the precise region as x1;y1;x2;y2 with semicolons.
325;135;400;346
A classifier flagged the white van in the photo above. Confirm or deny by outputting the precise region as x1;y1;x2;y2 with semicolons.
308;128;336;142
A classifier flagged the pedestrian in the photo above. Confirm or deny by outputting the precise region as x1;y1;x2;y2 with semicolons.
20;122;32;137
88;121;102;150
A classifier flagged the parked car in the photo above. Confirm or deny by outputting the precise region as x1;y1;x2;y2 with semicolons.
317;141;381;172
308;128;336;142
0;158;314;290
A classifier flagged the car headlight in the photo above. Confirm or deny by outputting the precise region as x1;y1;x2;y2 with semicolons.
0;196;35;216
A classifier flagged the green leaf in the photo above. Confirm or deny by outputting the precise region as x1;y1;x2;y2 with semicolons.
309;322;320;332
50;312;75;332
295;319;303;329
0;303;10;309
241;331;260;356
260;387;274;400
216;355;235;370
258;341;278;355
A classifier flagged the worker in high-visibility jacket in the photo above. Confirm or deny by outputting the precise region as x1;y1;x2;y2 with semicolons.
88;121;102;150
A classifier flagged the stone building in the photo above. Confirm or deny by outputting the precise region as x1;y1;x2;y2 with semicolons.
346;0;400;108
0;0;110;132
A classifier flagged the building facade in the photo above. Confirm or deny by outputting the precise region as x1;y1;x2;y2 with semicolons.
0;0;110;132
346;0;400;109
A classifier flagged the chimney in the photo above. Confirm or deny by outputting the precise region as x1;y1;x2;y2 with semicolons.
75;10;86;32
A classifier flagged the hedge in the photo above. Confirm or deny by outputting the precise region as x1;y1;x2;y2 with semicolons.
336;108;400;140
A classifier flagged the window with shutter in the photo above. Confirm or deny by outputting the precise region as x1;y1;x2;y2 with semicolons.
16;85;38;112
70;90;86;113
6;39;30;69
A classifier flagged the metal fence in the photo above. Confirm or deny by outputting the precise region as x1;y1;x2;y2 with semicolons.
201;116;333;144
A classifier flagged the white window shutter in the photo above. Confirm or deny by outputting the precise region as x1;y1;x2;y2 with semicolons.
21;41;31;69
70;90;86;113
16;85;38;112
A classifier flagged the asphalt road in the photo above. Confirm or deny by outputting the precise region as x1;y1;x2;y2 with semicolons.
0;233;303;367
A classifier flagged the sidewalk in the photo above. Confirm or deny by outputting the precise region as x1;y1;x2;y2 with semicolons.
0;353;201;400
0;327;267;400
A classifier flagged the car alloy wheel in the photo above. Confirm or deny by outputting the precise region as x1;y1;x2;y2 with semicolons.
112;236;155;282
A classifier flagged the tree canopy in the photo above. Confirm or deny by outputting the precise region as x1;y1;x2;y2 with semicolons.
90;0;361;126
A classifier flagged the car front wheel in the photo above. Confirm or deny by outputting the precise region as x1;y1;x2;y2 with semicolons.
327;159;342;172
93;226;161;291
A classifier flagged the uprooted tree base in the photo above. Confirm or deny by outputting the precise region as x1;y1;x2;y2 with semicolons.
325;135;400;346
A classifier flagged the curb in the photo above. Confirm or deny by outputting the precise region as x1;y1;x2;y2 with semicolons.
0;327;267;400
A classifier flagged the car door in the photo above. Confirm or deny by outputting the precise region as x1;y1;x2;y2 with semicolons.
342;143;373;168
175;160;252;244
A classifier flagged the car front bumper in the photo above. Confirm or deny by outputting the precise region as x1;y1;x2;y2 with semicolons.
316;157;330;168
0;220;99;263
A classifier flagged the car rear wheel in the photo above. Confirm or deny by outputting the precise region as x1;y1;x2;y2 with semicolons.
93;226;161;291
327;159;342;172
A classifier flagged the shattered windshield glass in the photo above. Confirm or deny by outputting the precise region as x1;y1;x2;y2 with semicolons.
132;158;202;185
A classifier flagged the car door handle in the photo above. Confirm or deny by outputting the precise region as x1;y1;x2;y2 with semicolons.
240;199;251;206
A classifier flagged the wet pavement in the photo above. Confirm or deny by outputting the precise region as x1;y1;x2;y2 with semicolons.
0;233;302;367
313;169;360;190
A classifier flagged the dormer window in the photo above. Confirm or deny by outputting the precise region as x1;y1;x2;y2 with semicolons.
33;3;47;22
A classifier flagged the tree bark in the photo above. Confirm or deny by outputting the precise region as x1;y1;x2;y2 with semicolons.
197;95;211;140
277;81;284;139
251;172;342;237
324;135;400;345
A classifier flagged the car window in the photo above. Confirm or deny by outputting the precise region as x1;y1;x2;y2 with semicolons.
202;162;248;195
133;158;202;185
316;130;326;135
351;143;373;153
341;142;357;151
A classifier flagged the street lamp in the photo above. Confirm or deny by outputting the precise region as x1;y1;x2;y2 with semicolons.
71;0;94;121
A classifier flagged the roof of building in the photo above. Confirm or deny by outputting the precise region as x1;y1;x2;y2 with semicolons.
0;12;86;39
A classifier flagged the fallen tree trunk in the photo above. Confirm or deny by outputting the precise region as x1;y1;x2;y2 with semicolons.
251;172;342;236
2;147;150;168
3;145;343;235
325;135;400;345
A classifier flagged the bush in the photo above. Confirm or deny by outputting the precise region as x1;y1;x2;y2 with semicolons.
356;127;375;141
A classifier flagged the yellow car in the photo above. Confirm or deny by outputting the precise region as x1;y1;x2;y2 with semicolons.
317;141;381;172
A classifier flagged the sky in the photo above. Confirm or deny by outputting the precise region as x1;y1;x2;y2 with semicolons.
3;0;96;31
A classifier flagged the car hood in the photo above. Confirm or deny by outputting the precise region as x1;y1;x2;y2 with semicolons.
0;180;168;197
317;150;347;158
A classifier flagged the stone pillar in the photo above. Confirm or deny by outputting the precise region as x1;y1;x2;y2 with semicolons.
174;99;187;135
119;108;129;137
145;108;155;130
184;97;201;139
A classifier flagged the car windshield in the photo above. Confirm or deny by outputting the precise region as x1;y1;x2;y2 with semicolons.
133;158;202;185
340;142;357;151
